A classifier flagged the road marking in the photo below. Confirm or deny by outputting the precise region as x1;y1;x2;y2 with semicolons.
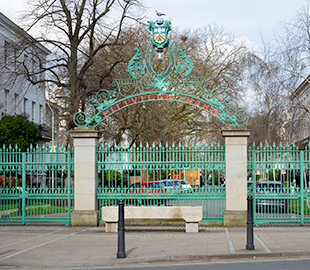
254;233;271;253
225;228;236;254
0;230;61;249
0;228;88;262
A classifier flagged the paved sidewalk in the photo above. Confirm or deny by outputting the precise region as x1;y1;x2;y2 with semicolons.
1;225;310;268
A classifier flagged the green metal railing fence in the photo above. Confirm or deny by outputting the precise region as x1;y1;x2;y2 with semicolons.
97;142;226;222
4;140;309;227
0;144;74;225
248;142;310;226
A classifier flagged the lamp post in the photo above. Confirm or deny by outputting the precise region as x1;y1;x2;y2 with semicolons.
45;82;55;148
45;83;68;189
45;82;56;188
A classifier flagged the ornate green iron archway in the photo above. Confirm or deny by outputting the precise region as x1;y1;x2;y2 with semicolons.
74;18;248;127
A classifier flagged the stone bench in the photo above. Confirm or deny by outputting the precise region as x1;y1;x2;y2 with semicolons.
101;206;203;233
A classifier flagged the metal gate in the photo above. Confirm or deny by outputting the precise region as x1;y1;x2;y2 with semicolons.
0;144;74;225
248;142;310;225
97;142;226;222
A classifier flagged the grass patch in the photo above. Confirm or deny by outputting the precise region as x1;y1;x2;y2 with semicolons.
9;206;74;216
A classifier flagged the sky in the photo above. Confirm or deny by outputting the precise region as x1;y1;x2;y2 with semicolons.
1;0;305;48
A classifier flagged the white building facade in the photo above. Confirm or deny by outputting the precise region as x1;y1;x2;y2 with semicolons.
0;12;51;141
291;76;310;148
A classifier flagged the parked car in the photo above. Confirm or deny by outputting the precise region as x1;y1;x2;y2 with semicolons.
248;181;288;212
125;182;166;205
161;180;193;193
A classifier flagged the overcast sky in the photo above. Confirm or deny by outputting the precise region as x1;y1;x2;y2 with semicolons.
0;0;305;47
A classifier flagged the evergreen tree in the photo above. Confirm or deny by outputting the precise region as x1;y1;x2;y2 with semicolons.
0;115;41;151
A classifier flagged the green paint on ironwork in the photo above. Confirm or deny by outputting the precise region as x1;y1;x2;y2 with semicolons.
97;142;226;222
0;144;74;225
73;17;249;127
247;142;310;226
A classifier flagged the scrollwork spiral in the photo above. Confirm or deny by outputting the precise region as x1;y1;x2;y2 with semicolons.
139;75;154;91
85;105;96;118
225;104;237;116
119;83;136;97
73;112;87;127
96;89;110;104
168;74;184;92
235;110;249;125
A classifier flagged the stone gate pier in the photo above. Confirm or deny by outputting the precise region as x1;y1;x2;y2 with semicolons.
70;127;100;226
222;128;250;226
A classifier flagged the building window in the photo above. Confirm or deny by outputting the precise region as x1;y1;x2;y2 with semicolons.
14;94;19;115
39;104;43;123
14;48;18;69
4;41;16;68
24;54;29;75
32;102;36;122
4;89;9;114
4;41;9;66
23;98;28;115
32;59;37;82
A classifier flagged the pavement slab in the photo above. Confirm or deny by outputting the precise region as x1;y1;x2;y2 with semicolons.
1;225;310;268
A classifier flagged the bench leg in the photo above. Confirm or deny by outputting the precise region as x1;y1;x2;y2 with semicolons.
106;222;118;233
186;222;199;233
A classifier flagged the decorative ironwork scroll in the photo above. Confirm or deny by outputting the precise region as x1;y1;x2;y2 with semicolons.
74;18;249;127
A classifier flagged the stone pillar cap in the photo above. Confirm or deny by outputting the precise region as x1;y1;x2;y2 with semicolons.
70;127;101;138
221;127;250;137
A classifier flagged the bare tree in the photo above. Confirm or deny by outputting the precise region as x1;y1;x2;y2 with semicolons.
5;0;145;137
3;3;250;146
247;46;287;145
250;1;310;144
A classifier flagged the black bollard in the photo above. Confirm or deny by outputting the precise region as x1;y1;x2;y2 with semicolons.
246;195;255;250
117;199;126;258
